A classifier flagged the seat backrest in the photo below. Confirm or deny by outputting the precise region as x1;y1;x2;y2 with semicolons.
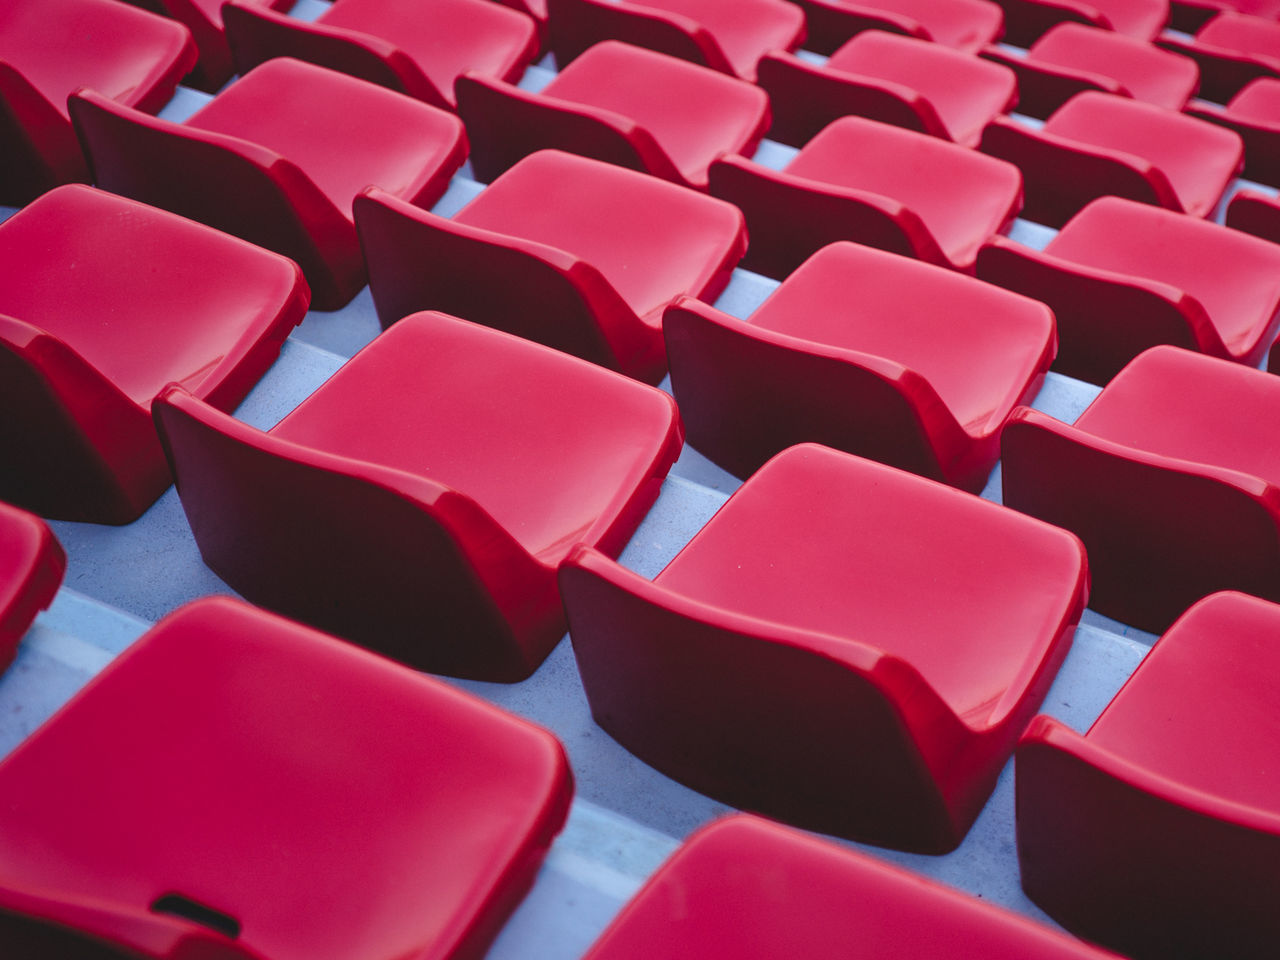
0;60;83;203
547;0;731;73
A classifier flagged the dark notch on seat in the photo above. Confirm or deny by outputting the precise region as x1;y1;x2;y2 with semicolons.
151;894;242;938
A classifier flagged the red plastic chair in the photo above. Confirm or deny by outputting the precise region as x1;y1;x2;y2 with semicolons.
1002;346;1280;632
0;0;196;205
980;91;1242;228
455;40;770;188
1189;78;1280;186
0;503;65;673
787;0;1005;55
1017;591;1280;960
559;443;1088;852
1159;12;1280;103
583;816;1123;960
977;196;1280;384
153;312;683;681
986;0;1168;46
1226;187;1280;251
70;57;467;310
981;22;1199;119
0;595;573;960
354;150;746;384
758;29;1017;147
221;0;538;111
709;116;1023;278
0;184;308;525
1169;0;1280;33
664;242;1055;491
546;0;806;81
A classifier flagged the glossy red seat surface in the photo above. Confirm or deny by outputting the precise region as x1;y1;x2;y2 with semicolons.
1002;346;1280;632
0;595;573;960
1018;591;1280;960
583;815;1121;959
758;30;1016;147
709;115;1022;278
456;40;770;188
355;150;746;383
664;242;1055;490
0;0;196;205
559;443;1087;852
988;0;1168;46
980;91;1242;228
788;0;1005;55
1190;78;1280;186
153;312;682;681
1159;12;1280;102
982;22;1199;118
70;57;466;310
546;0;805;81
0;184;307;525
0;503;65;673
222;0;538;111
977;196;1280;384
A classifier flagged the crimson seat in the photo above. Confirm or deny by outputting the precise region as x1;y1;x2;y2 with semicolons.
153;312;683;681
1018;591;1280;960
0;0;196;205
758;30;1016;147
0;596;573;960
1226;188;1280;264
559;443;1087;852
582;816;1123;960
1190;78;1280;186
1002;346;1280;632
0;503;65;673
982;22;1199;119
354;150;746;383
1169;0;1280;32
664;242;1055;491
709;115;1023;278
980;91;1242;228
976;196;1280;384
221;0;539;111
987;0;1168;46
546;0;806;81
1159;12;1280;103
456;40;770;188
0;184;308;525
69;57;467;310
786;0;1005;55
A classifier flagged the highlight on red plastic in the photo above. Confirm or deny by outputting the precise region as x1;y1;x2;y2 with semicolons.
559;443;1088;852
1001;345;1280;633
0;184;308;524
355;150;746;383
153;311;683;681
0;0;196;204
709;115;1023;278
546;0;806;81
663;242;1056;491
0;595;574;960
1190;78;1280;187
787;0;1005;56
758;29;1017;147
976;195;1280;384
1017;591;1280;960
456;40;770;188
69;57;467;310
986;0;1168;47
0;502;65;673
1158;11;1280;103
582;815;1124;959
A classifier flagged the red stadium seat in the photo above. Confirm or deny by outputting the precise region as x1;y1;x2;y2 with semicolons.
559;443;1087;852
987;0;1168;47
980;91;1242;227
0;595;573;960
758;29;1017;147
456;40;770;188
709;115;1023;278
222;0;539;110
1018;591;1280;960
1190;78;1280;186
153;312;683;681
354;150;746;383
70;57;467;310
1001;346;1280;632
0;0;195;204
0;184;308;524
787;0;1004;55
664;242;1055;490
1159;12;1280;103
0;503;65;673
